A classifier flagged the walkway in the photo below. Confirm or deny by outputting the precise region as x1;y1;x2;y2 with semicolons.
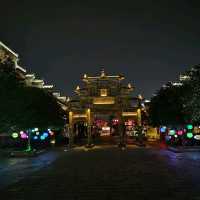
1;146;200;200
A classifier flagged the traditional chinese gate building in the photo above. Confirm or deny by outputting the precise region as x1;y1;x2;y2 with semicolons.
67;69;143;146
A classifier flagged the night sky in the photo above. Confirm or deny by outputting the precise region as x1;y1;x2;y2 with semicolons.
1;0;200;98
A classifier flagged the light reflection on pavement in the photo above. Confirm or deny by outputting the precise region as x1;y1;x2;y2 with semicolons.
0;150;62;189
150;148;200;189
1;145;200;199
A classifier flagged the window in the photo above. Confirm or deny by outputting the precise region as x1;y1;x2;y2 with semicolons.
100;89;107;97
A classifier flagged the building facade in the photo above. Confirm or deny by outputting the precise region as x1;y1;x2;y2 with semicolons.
0;41;67;111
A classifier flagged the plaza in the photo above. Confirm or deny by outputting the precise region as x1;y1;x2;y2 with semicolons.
1;145;200;200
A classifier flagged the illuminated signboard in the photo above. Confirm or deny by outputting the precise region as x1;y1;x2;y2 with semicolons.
93;97;115;105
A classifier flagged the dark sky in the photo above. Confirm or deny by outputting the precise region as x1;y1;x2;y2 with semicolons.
1;0;200;98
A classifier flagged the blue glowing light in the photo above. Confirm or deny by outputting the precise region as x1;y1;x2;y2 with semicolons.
43;132;48;137
160;126;167;133
33;136;38;140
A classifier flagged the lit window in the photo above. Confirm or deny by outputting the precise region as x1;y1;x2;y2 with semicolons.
100;89;107;97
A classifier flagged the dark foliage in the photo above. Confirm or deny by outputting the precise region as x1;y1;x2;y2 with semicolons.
0;61;65;133
149;64;200;126
149;82;185;126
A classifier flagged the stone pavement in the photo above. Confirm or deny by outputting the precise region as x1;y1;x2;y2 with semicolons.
1;145;200;200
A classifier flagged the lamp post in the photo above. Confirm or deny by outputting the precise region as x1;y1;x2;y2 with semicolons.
86;108;93;148
137;95;144;146
118;97;126;148
68;111;73;149
63;114;68;148
26;129;32;152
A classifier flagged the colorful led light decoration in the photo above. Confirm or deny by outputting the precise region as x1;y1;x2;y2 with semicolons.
187;132;193;138
194;135;200;140
187;124;193;130
12;132;19;138
50;140;55;144
36;131;40;135
21;133;28;139
40;135;45;140
177;130;183;136
43;132;48;137
160;126;167;133
33;136;38;140
169;129;176;135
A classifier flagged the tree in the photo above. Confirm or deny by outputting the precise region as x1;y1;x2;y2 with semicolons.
182;64;200;124
149;64;200;126
0;59;65;134
149;82;185;126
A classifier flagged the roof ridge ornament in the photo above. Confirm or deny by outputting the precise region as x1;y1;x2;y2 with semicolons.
100;68;106;77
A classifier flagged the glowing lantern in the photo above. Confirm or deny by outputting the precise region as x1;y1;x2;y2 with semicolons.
40;135;45;140
43;132;48;137
194;135;200;140
34;128;39;132
187;132;193;138
33;136;38;140
169;130;175;135
12;132;19;138
36;131;40;135
21;133;28;139
160;126;167;133
187;124;193;130
50;140;55;144
177;130;183;136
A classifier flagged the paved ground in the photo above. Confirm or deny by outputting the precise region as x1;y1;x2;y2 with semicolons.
1;145;200;200
0;149;62;189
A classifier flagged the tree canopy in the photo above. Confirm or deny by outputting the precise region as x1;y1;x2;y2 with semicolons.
182;64;200;124
0;60;65;133
149;64;200;126
149;82;185;126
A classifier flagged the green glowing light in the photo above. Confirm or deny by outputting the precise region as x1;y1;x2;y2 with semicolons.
187;124;193;130
12;132;19;138
187;132;193;138
169;130;175;135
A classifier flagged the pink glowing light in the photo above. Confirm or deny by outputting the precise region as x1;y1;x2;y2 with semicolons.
21;133;28;139
177;130;183;136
